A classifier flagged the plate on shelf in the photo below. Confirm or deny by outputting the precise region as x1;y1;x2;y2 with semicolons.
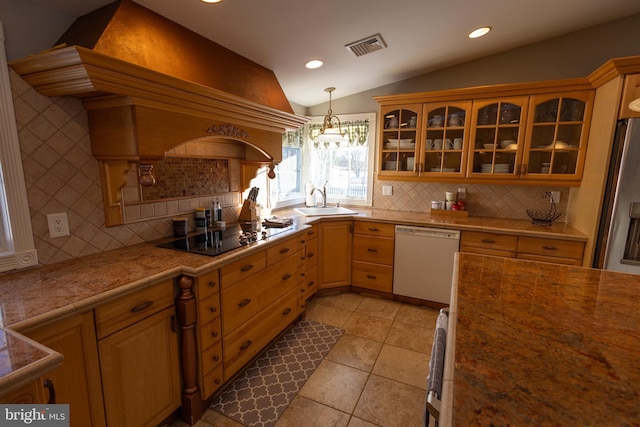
546;141;569;149
386;139;415;149
483;143;496;149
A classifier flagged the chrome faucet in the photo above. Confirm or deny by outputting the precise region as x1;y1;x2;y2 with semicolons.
311;181;328;207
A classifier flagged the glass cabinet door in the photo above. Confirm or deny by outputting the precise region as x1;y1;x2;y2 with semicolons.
467;97;528;179
523;91;594;181
420;101;471;177
379;104;420;174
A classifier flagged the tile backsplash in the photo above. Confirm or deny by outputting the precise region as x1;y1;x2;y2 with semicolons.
10;67;568;266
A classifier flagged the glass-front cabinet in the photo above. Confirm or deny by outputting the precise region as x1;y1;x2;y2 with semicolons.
420;101;471;178
379;104;421;174
467;97;528;180
522;91;594;182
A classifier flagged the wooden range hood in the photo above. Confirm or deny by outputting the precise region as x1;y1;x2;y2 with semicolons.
9;0;307;226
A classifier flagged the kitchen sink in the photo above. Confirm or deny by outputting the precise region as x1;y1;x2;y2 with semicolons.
294;207;358;217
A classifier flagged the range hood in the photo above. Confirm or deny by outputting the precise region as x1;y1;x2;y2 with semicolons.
9;0;307;226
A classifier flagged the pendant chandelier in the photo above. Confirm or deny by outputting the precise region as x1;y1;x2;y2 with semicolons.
314;87;349;145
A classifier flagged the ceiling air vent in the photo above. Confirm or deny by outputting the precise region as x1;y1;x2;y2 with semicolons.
345;34;387;57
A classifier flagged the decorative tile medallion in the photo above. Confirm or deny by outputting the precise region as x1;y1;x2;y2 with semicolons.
212;319;344;426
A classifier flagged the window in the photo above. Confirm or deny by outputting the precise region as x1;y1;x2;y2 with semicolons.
247;112;376;213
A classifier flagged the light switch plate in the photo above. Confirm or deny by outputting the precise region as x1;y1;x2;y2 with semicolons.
47;213;70;238
382;185;393;196
551;191;561;203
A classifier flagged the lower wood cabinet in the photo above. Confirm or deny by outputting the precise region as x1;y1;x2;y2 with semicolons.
96;280;181;427
318;221;352;289
351;221;395;293
24;311;105;427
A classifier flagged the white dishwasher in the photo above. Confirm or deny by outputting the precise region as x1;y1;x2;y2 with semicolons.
393;225;460;303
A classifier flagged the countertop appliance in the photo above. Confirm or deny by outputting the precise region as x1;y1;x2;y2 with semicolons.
594;118;640;273
157;222;294;258
393;225;460;303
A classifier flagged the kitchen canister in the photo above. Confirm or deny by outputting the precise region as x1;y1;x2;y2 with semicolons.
195;208;207;231
172;217;188;237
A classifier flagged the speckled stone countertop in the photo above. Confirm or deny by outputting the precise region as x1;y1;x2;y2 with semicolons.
0;210;586;397
440;253;640;426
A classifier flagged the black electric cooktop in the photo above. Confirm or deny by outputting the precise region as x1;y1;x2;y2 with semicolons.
156;222;294;258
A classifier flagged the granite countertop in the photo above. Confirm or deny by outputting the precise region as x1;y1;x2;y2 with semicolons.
440;253;640;425
0;209;586;397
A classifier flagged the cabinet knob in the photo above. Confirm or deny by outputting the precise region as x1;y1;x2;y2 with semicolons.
282;308;292;316
214;378;221;385
213;355;219;362
211;331;218;338
307;253;315;258
307;281;315;287
208;281;216;288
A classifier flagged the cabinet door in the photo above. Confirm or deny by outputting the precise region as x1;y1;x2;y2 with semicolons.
25;312;105;427
0;380;46;404
420;101;472;178
467;97;529;180
99;306;181;427
318;221;352;289
522;91;594;182
379;104;421;174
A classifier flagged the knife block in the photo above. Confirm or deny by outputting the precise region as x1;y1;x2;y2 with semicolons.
238;199;258;222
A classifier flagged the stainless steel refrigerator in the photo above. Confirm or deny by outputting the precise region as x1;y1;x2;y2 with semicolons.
593;118;640;273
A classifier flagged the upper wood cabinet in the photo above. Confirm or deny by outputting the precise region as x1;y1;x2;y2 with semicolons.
375;81;595;186
379;104;422;174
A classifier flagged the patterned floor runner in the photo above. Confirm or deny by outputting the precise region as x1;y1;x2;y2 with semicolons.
211;319;344;427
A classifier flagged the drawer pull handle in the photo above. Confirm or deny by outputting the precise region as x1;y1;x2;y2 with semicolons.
238;298;252;307
240;340;253;351
366;274;377;279
208;281;216;288
300;288;305;293
307;230;315;236
481;239;496;244
282;308;292;316
209;306;217;313
44;378;56;404
307;253;315;258
367;248;378;252
131;300;154;313
241;264;254;272
214;378;221;385
282;273;292;281
213;355;219;362
543;246;558;251
280;247;290;254
307;281;315;287
368;227;379;232
211;331;218;338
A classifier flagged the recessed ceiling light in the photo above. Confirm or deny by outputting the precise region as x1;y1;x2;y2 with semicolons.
200;0;222;3
305;59;324;69
468;26;492;39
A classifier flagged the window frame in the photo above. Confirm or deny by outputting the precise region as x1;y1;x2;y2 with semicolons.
0;21;38;272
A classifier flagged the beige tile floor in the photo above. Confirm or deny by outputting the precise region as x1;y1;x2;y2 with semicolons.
170;292;439;427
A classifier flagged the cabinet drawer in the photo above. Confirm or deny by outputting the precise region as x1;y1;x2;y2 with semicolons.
352;235;394;265
351;261;393;292
517;237;585;260
223;288;298;380
220;251;266;289
353;221;395;237
201;340;223;375
95;279;174;339
460;231;518;252
198;293;220;326
298;264;318;300
197;270;219;300
267;236;298;266
221;255;298;335
299;224;318;243
202;363;224;400
517;253;583;266
200;316;221;350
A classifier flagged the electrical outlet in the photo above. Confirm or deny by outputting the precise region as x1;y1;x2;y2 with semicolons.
382;185;393;196
47;213;70;238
